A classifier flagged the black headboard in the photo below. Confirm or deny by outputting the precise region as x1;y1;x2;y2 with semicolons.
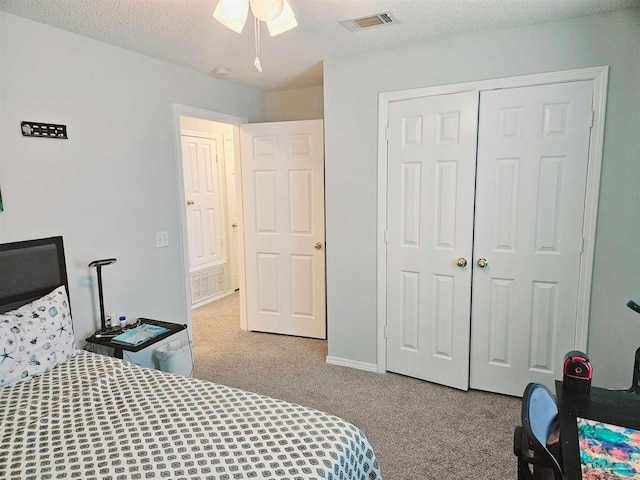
0;236;69;314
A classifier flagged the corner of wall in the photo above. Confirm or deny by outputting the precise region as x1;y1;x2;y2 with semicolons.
264;85;324;122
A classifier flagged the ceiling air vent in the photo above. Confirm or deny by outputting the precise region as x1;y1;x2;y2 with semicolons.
339;12;399;32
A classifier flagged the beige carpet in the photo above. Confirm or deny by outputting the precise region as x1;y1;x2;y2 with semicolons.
192;292;521;480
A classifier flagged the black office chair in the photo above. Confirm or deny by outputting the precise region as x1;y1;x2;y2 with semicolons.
514;383;563;480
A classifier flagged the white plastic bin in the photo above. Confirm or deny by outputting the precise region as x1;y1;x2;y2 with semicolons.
155;338;194;377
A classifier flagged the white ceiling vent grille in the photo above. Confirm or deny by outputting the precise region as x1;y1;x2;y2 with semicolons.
339;12;399;32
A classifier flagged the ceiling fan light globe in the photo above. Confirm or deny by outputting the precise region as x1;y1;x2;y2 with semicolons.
250;0;283;22
266;0;297;36
213;0;249;33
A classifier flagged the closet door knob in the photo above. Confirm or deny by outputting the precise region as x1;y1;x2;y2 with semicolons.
476;258;488;268
314;242;323;250
186;199;195;205
456;257;467;268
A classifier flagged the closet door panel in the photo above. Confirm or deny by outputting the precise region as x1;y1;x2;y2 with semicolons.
386;91;479;390
470;81;594;396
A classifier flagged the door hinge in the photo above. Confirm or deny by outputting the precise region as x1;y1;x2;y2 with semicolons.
384;230;389;244
384;325;388;338
579;237;584;253
588;110;594;128
385;127;390;142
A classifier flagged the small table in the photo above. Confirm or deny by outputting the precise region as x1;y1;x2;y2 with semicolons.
85;318;187;359
556;380;640;479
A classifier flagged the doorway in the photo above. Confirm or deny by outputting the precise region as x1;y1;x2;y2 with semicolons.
179;116;240;307
173;106;327;338
172;105;248;331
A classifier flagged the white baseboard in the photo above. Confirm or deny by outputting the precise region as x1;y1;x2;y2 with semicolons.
325;356;378;373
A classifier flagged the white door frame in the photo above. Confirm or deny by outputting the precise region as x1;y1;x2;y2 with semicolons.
376;66;609;373
172;104;249;331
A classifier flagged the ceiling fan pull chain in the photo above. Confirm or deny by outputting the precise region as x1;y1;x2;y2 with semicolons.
254;17;262;73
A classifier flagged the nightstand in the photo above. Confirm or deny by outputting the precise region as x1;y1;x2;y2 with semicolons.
85;318;187;360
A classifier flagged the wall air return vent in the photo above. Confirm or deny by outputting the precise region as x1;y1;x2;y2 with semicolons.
190;265;226;305
339;12;399;32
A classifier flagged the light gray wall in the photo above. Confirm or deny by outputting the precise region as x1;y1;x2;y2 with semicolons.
324;9;640;389
264;86;324;121
0;13;264;343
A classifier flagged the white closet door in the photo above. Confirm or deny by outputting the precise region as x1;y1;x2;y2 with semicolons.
470;81;594;396
386;92;479;390
240;120;326;339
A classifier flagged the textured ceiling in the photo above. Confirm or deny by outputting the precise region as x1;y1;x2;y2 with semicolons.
1;0;638;91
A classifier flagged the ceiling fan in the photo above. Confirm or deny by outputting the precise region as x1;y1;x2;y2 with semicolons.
212;0;298;72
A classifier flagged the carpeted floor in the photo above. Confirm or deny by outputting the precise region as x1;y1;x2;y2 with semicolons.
192;292;521;480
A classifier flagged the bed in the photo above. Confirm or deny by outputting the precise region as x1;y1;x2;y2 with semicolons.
0;236;382;480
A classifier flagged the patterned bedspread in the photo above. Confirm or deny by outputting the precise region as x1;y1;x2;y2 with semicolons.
0;351;381;480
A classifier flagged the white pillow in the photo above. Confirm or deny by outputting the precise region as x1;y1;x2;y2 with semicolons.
0;285;75;387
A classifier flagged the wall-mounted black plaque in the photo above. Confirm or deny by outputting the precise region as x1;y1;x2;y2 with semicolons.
21;121;68;139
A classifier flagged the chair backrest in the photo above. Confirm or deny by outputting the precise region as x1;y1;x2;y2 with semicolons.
521;382;563;478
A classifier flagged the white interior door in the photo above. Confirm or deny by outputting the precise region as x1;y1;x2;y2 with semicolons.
470;81;594;396
240;119;326;339
182;135;226;271
386;92;479;390
224;134;240;290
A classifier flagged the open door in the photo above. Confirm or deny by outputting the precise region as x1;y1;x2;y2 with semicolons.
240;120;326;339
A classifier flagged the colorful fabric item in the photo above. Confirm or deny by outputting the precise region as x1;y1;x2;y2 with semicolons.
0;286;75;387
0;351;382;480
578;417;640;479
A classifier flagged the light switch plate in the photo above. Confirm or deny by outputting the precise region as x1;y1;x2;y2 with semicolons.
156;231;169;248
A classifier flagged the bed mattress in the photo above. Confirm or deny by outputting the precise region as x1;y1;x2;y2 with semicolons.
0;351;381;480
